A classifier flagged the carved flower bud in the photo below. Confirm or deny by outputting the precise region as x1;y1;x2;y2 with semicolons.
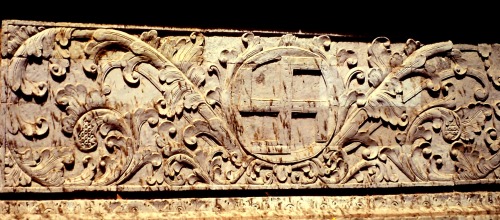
422;148;432;157
102;85;112;95
362;148;371;158
474;88;488;101
83;60;98;74
147;117;158;126
435;158;443;166
169;127;176;135
453;63;466;75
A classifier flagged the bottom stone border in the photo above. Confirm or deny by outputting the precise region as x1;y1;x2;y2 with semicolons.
1;191;499;219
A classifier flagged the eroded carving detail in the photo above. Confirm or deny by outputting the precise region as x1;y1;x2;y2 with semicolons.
3;20;500;190
1;192;499;219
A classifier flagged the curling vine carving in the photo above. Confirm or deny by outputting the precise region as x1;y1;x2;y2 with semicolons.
3;23;500;190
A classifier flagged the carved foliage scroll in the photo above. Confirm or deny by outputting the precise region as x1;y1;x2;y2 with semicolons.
2;23;500;190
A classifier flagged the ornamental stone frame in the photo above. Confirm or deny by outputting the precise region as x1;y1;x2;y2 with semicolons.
1;19;499;219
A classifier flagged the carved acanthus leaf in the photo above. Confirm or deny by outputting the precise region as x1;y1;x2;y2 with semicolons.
4;22;500;190
159;32;204;73
7;28;74;98
2;25;45;57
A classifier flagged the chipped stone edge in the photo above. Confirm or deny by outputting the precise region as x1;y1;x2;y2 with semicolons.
1;19;351;38
1;191;499;219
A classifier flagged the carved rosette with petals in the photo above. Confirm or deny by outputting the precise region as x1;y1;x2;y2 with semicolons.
2;22;500;191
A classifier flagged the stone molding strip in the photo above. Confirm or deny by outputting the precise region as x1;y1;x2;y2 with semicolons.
1;191;500;219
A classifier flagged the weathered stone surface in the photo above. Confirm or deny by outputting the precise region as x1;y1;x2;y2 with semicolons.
1;19;500;218
1;192;500;219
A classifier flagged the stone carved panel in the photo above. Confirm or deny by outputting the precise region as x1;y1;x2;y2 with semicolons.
2;20;500;192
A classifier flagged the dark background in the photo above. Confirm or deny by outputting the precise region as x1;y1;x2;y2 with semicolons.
1;3;498;44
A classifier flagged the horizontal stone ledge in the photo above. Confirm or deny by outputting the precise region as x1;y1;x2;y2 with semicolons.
1;191;499;219
1;180;500;193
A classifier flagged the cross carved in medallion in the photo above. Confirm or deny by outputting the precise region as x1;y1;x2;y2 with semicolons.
237;56;329;155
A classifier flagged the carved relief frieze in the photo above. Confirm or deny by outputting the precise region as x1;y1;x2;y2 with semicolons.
2;20;500;191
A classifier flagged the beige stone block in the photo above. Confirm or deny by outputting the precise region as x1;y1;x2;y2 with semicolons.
0;19;499;199
0;191;499;219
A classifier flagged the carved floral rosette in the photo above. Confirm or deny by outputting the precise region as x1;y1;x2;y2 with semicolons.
2;20;500;191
